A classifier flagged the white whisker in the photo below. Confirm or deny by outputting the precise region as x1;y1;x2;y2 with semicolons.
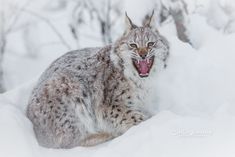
147;50;155;58
131;52;141;60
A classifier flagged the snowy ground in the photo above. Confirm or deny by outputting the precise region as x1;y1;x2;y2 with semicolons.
1;0;235;157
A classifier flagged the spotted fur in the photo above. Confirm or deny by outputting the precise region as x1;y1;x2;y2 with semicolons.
27;13;169;148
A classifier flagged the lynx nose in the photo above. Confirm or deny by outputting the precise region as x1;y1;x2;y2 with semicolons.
140;53;147;59
138;48;148;59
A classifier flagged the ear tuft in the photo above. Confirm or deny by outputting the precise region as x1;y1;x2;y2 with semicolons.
143;10;155;28
124;12;137;34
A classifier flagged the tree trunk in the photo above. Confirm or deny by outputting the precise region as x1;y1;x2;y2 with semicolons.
170;8;190;43
0;12;6;93
0;36;6;93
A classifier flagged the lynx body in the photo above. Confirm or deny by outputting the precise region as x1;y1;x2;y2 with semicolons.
27;13;169;148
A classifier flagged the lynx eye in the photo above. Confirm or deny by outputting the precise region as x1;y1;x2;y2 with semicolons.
129;43;138;49
147;42;155;47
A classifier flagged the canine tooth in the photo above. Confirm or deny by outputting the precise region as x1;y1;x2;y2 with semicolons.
147;58;150;64
137;60;140;64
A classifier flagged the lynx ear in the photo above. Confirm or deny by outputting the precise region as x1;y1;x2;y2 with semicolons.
124;12;137;34
144;10;155;28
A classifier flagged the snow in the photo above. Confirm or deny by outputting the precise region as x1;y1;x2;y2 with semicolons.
1;0;235;157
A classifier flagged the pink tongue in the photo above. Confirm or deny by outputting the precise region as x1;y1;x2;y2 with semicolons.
139;60;149;74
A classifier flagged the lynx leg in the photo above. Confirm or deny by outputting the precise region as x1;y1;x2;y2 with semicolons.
79;133;114;147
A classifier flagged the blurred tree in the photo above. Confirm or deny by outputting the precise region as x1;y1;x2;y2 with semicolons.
207;0;235;34
169;0;190;43
0;0;32;92
144;0;190;44
0;11;6;92
69;0;122;45
0;1;25;92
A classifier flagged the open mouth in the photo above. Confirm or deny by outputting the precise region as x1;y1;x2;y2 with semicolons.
132;56;154;77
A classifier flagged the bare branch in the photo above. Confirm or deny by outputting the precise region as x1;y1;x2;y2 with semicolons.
6;0;32;34
22;9;71;50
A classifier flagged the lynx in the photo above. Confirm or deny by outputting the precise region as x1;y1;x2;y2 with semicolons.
27;12;169;149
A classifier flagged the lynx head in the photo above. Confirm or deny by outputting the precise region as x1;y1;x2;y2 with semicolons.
112;11;169;78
